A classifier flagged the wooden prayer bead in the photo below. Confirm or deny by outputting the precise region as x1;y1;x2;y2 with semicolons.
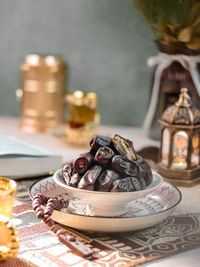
32;193;93;258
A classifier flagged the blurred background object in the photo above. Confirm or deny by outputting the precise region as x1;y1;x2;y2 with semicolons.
0;0;155;127
65;90;100;145
18;54;67;132
134;0;200;138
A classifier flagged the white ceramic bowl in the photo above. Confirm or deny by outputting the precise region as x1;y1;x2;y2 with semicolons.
54;169;163;217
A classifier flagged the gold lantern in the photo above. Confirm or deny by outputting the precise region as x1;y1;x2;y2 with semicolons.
158;88;200;186
18;54;67;133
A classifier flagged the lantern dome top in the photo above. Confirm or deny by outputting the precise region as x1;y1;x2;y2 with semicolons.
161;88;200;125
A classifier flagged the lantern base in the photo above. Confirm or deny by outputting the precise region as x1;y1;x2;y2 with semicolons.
158;163;200;187
161;175;200;187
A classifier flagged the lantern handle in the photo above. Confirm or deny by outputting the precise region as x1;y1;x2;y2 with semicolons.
175;88;192;107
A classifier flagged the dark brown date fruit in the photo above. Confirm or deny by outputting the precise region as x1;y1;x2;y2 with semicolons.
111;177;135;192
112;134;137;161
89;135;112;155
73;152;94;175
96;169;120;191
130;177;143;191
111;176;142;192
111;155;138;177
78;165;103;191
94;146;115;167
136;156;153;186
68;173;81;187
62;163;73;185
139;177;146;190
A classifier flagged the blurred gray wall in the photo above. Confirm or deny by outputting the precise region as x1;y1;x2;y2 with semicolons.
0;0;156;126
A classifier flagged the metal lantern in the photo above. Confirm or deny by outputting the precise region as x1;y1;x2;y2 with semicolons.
18;54;67;133
158;88;200;186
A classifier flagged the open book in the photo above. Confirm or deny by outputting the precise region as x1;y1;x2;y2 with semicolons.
0;135;62;179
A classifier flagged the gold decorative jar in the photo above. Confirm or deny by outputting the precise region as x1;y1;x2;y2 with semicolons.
18;54;67;133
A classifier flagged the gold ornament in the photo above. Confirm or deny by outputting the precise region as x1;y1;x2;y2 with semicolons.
0;215;20;262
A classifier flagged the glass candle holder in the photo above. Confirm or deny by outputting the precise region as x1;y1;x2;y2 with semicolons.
65;90;100;146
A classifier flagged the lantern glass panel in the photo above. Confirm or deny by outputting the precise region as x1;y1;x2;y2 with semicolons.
191;131;200;167
161;128;170;166
172;131;188;169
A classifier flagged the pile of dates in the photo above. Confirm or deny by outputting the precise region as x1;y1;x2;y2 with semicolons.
62;134;153;192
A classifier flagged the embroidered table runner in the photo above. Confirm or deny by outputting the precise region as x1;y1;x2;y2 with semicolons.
0;178;198;267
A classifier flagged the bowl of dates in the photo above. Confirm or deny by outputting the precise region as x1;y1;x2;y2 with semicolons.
54;134;163;217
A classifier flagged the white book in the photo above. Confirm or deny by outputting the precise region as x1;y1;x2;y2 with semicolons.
0;135;62;179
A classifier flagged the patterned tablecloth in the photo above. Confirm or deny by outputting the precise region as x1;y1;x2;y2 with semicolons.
0;178;199;267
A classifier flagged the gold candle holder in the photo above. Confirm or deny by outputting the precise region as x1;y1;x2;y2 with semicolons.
18;54;67;133
65;90;100;146
0;178;19;262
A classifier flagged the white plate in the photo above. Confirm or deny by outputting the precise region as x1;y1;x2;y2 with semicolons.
29;176;182;232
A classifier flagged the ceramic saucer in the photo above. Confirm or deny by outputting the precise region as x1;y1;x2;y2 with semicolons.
29;176;182;232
